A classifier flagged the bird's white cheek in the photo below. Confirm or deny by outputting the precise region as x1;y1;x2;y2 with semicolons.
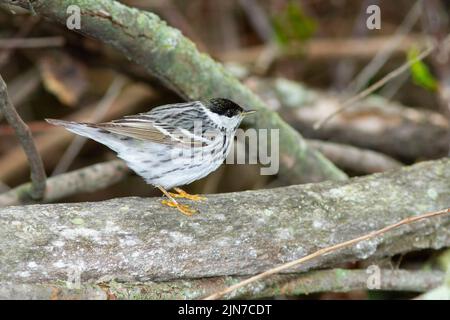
222;116;242;131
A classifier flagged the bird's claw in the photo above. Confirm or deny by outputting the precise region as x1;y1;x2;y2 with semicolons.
170;188;207;201
161;199;196;216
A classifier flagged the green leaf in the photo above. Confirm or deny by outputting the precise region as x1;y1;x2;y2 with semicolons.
271;1;316;46
407;47;438;91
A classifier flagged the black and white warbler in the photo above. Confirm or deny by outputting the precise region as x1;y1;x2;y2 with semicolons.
46;98;255;216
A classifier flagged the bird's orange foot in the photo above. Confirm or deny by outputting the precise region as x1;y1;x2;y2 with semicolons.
161;199;196;216
169;187;207;201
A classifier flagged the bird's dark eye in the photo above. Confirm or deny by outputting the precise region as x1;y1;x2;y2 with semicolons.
226;110;234;118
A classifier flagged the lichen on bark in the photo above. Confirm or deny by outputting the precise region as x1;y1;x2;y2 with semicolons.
0;159;448;287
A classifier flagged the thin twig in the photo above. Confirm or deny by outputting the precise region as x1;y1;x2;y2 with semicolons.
313;43;436;130
0;16;39;68
0;83;156;184
238;0;273;43
333;0;377;88
0;73;46;199
51;76;127;176
379;68;410;99
0;68;40;121
422;0;450;119
0;37;65;49
346;0;421;94
204;207;450;300
220;35;426;63
7;68;41;107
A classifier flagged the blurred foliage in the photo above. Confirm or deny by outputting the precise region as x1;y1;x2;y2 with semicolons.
407;47;438;92
271;1;316;46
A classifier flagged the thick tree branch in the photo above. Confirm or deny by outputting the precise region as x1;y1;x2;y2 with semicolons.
0;160;129;206
0;159;449;286
0;73;46;199
307;139;402;173
249;77;449;161
0;0;347;184
0;269;444;300
206;207;449;299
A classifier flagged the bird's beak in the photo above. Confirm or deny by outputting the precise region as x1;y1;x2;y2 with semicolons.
241;110;256;116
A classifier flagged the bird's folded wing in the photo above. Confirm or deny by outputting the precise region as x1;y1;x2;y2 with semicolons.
98;120;207;147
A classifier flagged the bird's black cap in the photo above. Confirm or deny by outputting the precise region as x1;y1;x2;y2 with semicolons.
208;98;243;118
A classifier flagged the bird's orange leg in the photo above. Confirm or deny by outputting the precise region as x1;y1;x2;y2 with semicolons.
157;186;196;216
169;187;207;201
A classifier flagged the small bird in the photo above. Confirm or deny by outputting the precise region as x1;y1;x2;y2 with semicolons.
46;98;255;216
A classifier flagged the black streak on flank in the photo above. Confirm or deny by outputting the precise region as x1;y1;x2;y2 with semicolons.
222;135;227;156
97;129;110;134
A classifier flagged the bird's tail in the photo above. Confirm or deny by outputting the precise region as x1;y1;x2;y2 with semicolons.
46;118;89;128
46;118;122;152
46;118;97;138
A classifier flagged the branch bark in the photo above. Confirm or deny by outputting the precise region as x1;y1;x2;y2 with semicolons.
0;269;444;300
0;73;46;199
205;207;449;299
0;160;129;206
0;0;347;184
0;159;449;286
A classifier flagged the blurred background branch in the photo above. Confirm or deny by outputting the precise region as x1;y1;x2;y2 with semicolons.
0;0;347;184
0;159;128;206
